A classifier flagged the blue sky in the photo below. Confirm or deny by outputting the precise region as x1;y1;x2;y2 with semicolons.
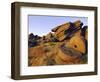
28;15;88;36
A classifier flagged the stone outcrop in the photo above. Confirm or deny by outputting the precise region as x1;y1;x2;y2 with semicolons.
28;20;88;66
51;20;83;41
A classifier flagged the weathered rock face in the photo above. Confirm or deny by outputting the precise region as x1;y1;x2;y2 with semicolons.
28;20;88;66
55;44;82;64
51;20;83;41
66;36;86;54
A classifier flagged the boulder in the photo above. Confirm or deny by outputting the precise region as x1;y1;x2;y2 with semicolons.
52;20;83;41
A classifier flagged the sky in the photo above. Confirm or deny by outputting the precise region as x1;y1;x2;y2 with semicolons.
28;15;88;36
